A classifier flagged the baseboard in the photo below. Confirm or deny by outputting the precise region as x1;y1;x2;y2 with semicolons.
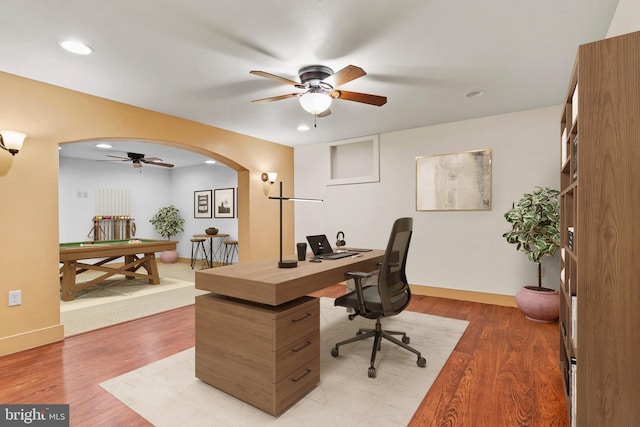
340;281;517;307
0;324;64;357
409;284;517;307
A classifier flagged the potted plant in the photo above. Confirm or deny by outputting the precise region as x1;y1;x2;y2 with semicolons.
503;187;560;322
149;205;185;263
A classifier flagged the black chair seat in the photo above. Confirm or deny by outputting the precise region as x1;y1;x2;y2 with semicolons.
335;285;383;317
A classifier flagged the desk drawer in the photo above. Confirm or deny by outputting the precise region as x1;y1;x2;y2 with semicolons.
274;298;319;349
273;356;320;415
274;330;319;383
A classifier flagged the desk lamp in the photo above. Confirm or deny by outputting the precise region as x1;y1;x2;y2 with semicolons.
269;181;322;268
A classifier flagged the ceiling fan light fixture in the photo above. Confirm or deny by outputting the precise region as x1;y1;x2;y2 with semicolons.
299;92;332;115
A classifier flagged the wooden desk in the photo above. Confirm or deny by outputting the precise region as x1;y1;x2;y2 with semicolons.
59;239;177;301
194;250;384;416
192;233;229;267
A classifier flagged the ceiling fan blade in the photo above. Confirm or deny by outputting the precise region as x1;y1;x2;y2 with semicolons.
142;159;174;168
250;70;301;87
328;65;366;86
251;93;299;104
105;155;131;160
331;90;387;106
142;156;163;162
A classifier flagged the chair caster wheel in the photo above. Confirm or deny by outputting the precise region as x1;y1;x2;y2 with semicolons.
331;347;339;357
368;367;376;378
417;357;427;368
356;331;363;336
402;335;410;344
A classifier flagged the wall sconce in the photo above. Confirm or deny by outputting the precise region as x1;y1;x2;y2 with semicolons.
0;130;26;156
261;172;278;184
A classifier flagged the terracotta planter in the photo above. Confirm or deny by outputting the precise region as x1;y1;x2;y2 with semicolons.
515;286;559;323
160;249;178;264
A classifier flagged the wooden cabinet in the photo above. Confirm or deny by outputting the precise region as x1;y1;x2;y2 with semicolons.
559;30;640;427
195;294;320;416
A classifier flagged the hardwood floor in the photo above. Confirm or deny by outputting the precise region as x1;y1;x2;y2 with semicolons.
0;288;568;426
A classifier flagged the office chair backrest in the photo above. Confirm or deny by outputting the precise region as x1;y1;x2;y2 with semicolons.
378;217;413;317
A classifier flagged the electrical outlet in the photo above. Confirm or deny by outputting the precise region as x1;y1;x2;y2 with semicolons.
8;290;21;306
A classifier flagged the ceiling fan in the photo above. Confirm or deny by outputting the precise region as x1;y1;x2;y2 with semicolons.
250;64;387;116
104;152;174;168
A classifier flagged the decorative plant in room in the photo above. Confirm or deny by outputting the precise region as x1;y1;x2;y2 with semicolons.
149;205;184;263
503;186;560;322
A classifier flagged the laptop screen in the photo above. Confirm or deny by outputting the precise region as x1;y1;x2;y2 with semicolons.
306;235;334;256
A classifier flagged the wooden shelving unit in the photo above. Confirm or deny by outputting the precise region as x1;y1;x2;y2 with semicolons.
558;30;640;427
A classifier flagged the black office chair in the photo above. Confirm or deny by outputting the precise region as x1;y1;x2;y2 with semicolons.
330;217;426;378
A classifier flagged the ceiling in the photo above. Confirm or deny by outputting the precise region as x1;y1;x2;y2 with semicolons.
0;0;619;167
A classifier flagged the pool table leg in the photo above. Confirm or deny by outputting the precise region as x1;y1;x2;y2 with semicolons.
60;261;77;301
124;255;137;280
144;252;161;285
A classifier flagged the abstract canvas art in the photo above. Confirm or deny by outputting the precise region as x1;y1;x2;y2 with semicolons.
416;149;492;211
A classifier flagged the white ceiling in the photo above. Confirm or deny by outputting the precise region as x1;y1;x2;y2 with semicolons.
0;0;619;167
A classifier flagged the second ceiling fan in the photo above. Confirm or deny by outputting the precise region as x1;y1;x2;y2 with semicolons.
104;152;174;169
250;64;387;116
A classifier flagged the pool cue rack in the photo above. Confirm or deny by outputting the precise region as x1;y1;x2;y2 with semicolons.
88;215;136;241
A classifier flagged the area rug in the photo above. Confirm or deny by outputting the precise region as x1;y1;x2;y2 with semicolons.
60;277;206;336
100;298;469;426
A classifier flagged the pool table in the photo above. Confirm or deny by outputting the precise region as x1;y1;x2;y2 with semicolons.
59;239;177;301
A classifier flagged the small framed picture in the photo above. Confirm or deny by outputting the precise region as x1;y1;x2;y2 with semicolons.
214;188;235;218
194;190;212;218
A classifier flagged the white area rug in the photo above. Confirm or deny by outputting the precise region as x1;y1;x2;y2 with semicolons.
101;298;468;426
60;277;206;336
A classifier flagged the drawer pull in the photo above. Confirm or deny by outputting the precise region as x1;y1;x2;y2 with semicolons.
291;368;312;382
292;341;312;352
291;312;311;323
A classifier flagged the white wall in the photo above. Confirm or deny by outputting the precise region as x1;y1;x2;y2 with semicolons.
59;157;172;242
59;157;238;261
294;105;561;296
170;163;239;261
607;0;640;37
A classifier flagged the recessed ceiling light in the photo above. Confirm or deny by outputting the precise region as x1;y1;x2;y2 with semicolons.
205;160;216;164
96;143;112;149
297;124;310;131
60;40;93;55
465;89;485;98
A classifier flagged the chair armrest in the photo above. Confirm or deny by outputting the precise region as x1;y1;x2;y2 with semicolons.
345;271;373;314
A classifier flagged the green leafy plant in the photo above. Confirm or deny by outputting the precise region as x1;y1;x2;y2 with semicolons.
503;187;560;289
149;205;184;240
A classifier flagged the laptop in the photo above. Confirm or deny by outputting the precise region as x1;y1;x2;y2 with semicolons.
306;235;358;260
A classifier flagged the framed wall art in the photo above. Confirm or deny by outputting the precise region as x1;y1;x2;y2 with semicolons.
214;188;235;218
416;149;492;211
194;190;212;218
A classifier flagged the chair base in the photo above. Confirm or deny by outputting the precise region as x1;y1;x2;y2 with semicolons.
330;317;427;378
